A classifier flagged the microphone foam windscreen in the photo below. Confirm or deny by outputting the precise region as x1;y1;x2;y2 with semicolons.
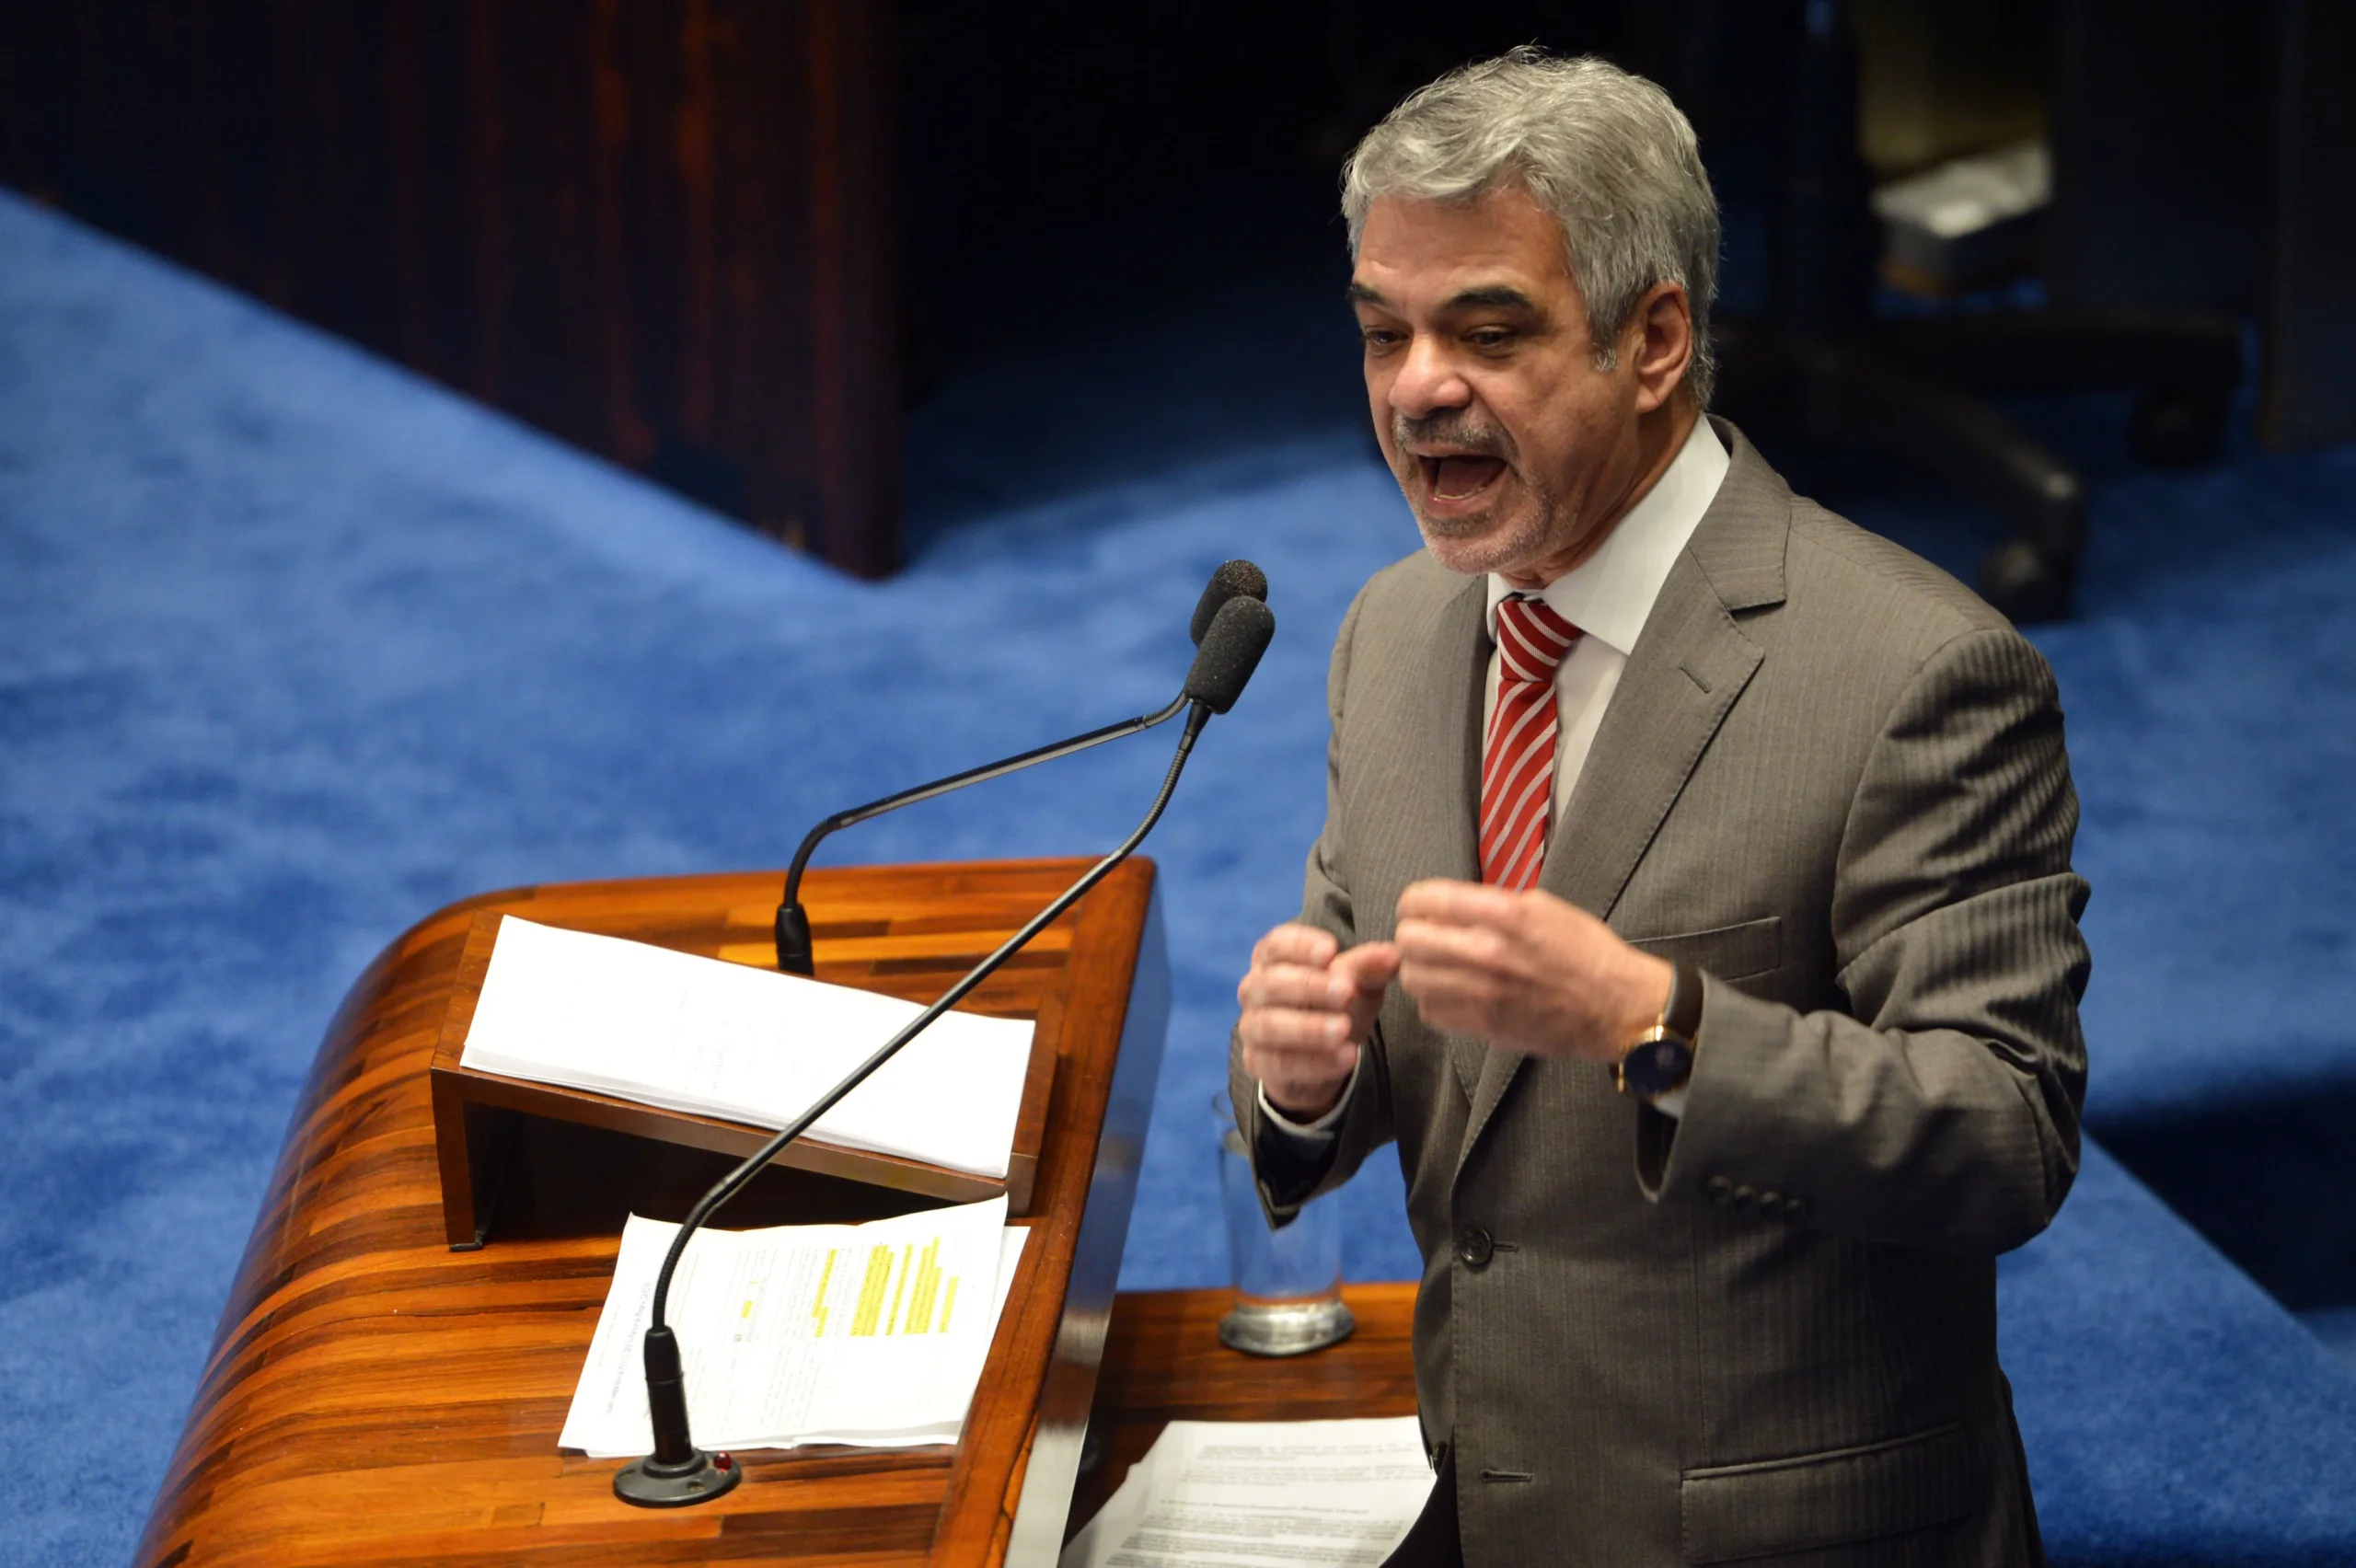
1189;559;1270;646
1184;595;1276;714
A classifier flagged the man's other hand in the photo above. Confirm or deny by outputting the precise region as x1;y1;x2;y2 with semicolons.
1237;923;1401;1120
1394;879;1672;1063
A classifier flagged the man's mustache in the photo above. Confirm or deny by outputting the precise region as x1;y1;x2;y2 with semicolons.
1391;411;1510;458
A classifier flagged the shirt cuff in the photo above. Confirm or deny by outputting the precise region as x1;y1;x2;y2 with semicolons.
1648;1085;1688;1119
1256;1057;1360;1140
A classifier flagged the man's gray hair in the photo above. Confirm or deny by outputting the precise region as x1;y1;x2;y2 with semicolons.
1342;48;1721;407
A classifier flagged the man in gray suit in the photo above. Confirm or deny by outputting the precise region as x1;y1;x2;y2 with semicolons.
1230;50;2088;1566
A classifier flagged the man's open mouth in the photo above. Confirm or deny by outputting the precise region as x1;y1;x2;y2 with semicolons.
1418;453;1508;502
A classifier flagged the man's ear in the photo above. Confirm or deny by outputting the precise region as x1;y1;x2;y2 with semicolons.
1625;281;1693;414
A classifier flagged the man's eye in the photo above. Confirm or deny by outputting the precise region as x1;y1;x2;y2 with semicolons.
1468;328;1515;350
1361;329;1403;352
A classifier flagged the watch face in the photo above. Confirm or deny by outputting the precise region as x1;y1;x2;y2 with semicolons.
1622;1035;1694;1097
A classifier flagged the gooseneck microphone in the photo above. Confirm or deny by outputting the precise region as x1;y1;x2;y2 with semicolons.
615;593;1276;1508
1189;558;1268;645
772;560;1269;974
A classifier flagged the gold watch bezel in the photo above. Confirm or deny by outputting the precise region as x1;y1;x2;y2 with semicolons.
1612;1023;1695;1098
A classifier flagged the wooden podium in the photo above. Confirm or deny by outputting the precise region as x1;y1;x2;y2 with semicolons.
135;858;1172;1568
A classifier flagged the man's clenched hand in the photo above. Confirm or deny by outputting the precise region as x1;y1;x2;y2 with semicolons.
1393;879;1671;1063
1236;923;1402;1120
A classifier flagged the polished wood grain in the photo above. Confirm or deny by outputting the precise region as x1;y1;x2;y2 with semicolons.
0;1;900;576
1067;1284;1422;1540
428;909;1063;1248
135;858;1162;1568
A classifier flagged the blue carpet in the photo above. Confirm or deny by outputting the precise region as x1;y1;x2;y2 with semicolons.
6;185;2356;1563
2304;1307;2356;1373
2000;1144;2356;1567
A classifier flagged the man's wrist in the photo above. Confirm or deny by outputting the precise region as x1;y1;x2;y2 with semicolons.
1259;1059;1359;1136
1619;952;1676;1048
1613;961;1702;1103
1266;1082;1340;1119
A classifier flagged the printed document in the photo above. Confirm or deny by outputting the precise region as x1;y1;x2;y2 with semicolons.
462;916;1035;1178
561;1195;1028;1456
1060;1417;1433;1568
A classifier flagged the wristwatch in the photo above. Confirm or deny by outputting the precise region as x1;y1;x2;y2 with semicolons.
1614;961;1702;1101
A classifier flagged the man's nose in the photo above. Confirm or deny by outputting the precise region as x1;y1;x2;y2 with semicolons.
1388;334;1472;421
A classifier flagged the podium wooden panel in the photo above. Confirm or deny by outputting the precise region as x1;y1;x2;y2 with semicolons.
135;858;1169;1568
0;3;904;576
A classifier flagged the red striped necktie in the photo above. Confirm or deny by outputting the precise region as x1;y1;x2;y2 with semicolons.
1481;594;1582;890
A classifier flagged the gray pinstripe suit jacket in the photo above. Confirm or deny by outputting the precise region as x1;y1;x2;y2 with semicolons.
1230;421;2089;1566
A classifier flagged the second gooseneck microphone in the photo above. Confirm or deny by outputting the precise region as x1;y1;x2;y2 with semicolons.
615;587;1276;1507
773;560;1268;974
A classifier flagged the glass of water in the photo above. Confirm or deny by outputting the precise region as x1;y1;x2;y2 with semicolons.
1214;1092;1355;1355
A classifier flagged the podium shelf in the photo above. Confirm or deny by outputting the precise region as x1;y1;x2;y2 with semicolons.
428;909;1063;1249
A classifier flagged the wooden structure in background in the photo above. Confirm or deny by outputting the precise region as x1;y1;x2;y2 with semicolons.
0;1;900;575
134;858;1170;1567
429;908;1064;1247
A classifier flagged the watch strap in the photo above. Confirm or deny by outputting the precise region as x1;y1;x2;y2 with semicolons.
1663;960;1703;1042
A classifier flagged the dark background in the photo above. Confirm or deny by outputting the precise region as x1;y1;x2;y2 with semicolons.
904;0;2283;374
1;0;2342;573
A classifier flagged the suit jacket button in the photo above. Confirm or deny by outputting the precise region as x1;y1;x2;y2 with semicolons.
1784;1196;1807;1221
1457;1226;1496;1270
1757;1190;1783;1213
1704;1176;1732;1205
1732;1184;1757;1210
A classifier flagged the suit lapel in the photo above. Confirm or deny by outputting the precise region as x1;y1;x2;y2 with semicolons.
1416;577;1493;1107
1456;422;1790;1170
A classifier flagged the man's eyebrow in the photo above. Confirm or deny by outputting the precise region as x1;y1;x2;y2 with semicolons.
1446;285;1538;313
1343;282;1541;313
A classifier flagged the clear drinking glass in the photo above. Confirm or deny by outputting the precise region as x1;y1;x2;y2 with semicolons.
1214;1092;1355;1355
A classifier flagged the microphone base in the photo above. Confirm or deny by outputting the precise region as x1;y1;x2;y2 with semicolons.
612;1447;742;1508
775;901;814;976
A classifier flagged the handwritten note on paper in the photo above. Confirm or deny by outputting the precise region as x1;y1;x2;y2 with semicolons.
561;1196;1031;1456
461;916;1034;1178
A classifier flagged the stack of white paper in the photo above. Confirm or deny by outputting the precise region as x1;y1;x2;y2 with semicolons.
562;1196;1031;1456
1061;1418;1433;1568
462;916;1036;1179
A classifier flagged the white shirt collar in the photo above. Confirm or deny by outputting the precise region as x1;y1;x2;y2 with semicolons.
1485;416;1730;657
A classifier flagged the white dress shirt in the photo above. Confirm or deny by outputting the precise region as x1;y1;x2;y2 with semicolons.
1261;415;1730;1136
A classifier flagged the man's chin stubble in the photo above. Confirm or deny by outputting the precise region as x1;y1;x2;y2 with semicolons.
1411;495;1556;578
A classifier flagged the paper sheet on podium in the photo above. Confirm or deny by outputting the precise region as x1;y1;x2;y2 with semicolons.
560;1196;1029;1456
1060;1417;1433;1568
462;916;1035;1178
